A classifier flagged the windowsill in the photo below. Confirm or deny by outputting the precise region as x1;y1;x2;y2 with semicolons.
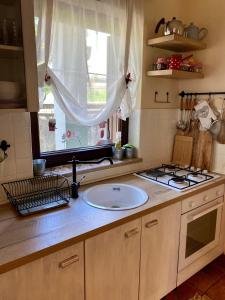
45;158;143;177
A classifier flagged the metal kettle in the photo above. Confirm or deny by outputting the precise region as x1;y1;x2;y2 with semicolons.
155;17;184;36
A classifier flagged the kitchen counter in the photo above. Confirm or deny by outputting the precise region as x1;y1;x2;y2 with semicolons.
0;173;224;274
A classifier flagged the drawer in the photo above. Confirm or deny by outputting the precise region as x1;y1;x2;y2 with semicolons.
182;184;224;214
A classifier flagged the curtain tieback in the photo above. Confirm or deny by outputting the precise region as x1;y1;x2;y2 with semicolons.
45;72;51;82
125;73;132;88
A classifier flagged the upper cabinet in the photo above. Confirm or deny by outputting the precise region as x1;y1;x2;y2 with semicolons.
0;0;39;111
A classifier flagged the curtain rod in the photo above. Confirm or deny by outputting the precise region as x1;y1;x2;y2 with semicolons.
179;91;225;97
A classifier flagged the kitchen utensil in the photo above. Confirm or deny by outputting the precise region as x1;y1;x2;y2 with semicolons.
184;23;208;40
176;96;187;131
217;107;225;144
172;135;193;166
185;95;194;134
0;81;22;100
209;97;222;138
155;17;184;36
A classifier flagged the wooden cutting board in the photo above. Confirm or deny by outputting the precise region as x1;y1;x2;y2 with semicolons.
192;130;213;170
172;135;193;166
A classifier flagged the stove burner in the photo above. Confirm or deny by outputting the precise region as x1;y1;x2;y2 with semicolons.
146;169;165;177
163;164;176;170
190;172;199;177
171;177;186;183
136;164;216;191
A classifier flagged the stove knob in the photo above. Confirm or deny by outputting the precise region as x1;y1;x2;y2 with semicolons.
190;166;195;171
202;169;208;174
196;168;201;172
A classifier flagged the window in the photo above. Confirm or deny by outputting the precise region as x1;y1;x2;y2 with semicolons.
32;0;133;167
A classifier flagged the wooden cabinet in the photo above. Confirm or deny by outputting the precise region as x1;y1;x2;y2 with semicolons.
85;219;141;300
0;242;84;300
139;203;181;300
0;0;39;111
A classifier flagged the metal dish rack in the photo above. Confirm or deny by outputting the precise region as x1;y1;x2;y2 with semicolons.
2;174;71;216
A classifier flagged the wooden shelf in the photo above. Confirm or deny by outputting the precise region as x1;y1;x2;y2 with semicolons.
0;44;23;52
0;98;26;109
147;34;206;52
147;69;204;79
0;45;23;59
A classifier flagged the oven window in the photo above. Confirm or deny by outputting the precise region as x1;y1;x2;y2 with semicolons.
186;209;217;258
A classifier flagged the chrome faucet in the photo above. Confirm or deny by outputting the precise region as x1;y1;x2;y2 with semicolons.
69;156;113;199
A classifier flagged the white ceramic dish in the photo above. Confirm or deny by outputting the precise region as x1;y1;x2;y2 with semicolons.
0;81;22;100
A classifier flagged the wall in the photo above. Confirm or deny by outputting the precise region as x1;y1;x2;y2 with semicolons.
0;112;33;204
137;0;181;165
0;0;181;205
178;0;225;173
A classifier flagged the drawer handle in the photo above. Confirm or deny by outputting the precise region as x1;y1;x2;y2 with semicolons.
124;228;139;238
216;191;222;197
203;196;209;202
145;219;159;228
59;255;79;269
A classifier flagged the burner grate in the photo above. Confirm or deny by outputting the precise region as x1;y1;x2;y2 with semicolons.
136;164;216;191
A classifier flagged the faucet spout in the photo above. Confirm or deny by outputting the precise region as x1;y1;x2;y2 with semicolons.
69;157;113;199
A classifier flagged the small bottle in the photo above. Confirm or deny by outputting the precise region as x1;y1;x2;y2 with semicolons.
115;131;122;150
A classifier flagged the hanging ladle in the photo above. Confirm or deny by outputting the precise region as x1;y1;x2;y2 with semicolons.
177;95;187;131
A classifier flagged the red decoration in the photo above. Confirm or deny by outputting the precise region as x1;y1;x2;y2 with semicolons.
66;130;72;139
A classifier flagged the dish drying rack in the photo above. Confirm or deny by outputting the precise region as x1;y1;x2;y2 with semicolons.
2;174;71;216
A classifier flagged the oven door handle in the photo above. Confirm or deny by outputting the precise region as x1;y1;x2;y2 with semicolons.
189;202;223;222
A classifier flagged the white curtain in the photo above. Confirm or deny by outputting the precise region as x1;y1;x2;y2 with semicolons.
35;0;143;126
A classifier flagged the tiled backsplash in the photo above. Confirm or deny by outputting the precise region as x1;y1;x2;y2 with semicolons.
139;109;178;166
0;112;33;204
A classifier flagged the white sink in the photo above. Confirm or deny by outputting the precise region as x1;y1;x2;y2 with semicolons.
83;184;149;210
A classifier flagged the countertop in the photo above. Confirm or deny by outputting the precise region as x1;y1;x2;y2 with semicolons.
0;173;225;274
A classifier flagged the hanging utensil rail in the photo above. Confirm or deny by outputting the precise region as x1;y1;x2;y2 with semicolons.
179;91;225;97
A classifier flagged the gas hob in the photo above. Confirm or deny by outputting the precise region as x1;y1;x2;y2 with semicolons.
135;164;220;191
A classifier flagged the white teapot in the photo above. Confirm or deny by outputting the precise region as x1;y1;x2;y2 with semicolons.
184;23;208;40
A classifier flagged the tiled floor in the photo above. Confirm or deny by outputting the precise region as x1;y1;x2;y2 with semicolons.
163;255;225;300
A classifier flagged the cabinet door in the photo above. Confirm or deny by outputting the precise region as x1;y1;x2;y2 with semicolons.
0;242;84;300
140;203;181;300
21;0;39;112
85;219;141;300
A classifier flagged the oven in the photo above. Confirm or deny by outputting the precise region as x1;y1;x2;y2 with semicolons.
178;197;224;271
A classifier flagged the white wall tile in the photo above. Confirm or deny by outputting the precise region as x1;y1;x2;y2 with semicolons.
139;108;178;166
0;112;33;203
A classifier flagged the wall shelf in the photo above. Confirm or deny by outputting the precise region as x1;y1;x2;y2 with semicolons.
147;70;204;79
0;44;23;52
147;34;206;52
0;98;26;109
0;45;23;58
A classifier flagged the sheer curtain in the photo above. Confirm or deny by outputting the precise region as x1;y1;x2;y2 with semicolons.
35;0;143;126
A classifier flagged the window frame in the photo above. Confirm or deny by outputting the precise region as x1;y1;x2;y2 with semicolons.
30;112;129;168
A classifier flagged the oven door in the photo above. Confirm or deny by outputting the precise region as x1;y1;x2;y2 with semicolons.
178;197;224;271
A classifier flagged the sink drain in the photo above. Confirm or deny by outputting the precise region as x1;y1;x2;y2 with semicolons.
111;205;120;209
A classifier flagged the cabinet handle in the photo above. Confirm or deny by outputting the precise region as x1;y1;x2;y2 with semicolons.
203;196;209;202
216;191;222;197
124;228;139;238
145;219;159;229
58;255;79;269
